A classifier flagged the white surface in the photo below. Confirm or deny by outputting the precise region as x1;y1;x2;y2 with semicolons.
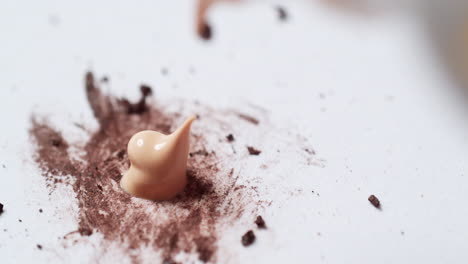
1;0;468;263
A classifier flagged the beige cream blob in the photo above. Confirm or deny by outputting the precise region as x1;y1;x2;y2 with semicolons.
120;116;196;200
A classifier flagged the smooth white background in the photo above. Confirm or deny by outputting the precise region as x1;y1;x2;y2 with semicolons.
1;0;468;263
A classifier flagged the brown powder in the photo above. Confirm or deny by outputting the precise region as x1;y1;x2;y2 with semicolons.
29;72;260;263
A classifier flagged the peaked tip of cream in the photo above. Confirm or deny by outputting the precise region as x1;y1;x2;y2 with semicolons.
183;115;198;125
172;115;197;136
189;114;198;121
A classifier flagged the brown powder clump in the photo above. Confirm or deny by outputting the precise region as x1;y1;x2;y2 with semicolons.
247;146;262;156
254;215;266;229
241;230;255;247
29;72;259;263
368;194;381;209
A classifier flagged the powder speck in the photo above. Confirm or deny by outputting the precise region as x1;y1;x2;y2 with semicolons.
226;134;235;142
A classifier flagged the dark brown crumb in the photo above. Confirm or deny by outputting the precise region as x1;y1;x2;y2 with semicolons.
368;195;380;208
37;244;43;250
226;134;235;142
116;149;126;159
241;230;256;246
254;216;266;229
275;5;288;21
247;146;261;155
39;208;43;213
100;76;109;83
199;21;212;40
0;203;3;214
18;219;22;223
118;84;153;114
140;84;152;97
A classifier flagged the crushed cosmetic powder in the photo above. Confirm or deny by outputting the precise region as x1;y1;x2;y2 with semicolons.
30;72;323;263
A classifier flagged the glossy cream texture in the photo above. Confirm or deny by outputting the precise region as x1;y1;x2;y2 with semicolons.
120;116;196;200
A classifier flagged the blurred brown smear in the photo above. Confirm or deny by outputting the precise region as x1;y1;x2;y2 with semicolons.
322;0;419;15
321;0;379;15
194;0;394;39
196;0;215;39
194;0;373;39
196;0;240;39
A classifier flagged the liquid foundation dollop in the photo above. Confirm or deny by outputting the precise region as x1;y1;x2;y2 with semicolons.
120;116;196;200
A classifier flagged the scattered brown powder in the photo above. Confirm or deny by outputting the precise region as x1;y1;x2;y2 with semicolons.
29;71;324;263
29;72;261;263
